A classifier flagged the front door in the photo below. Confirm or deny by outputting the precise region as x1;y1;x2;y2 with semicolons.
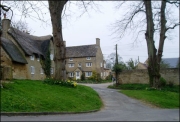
76;71;80;80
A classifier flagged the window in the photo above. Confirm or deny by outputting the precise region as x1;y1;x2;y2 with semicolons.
69;58;73;61
104;63;106;68
86;57;91;60
100;63;102;67
86;63;92;67
101;72;103;77
69;72;74;77
104;72;106;76
30;55;34;60
30;66;35;74
85;72;92;77
40;68;44;74
78;63;81;67
51;67;54;74
69;63;74;67
50;54;54;61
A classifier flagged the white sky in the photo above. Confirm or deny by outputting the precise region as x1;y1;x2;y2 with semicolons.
3;1;179;63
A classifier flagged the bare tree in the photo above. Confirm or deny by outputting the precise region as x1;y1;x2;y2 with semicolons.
112;0;179;88
0;1;99;80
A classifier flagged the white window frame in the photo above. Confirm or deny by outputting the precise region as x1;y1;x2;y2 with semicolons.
104;63;106;68
50;54;54;61
30;66;35;74
85;72;92;77
100;63;102;67
86;63;92;67
86;57;91;60
40;68;44;74
30;55;34;61
51;67;54;74
69;58;73;61
104;72;106;76
78;63;81;67
69;72;74;77
101;72;103;77
69;63;74;67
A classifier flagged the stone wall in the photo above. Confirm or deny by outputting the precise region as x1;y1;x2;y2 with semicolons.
118;68;179;85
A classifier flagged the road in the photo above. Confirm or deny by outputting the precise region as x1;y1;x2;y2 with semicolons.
1;83;179;121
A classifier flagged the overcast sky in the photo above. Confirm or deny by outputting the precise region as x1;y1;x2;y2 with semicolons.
3;1;179;63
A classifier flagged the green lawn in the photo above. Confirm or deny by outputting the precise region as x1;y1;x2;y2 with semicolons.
1;80;102;112
108;84;179;108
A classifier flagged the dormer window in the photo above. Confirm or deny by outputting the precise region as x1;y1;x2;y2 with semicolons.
86;57;91;60
69;58;73;61
30;55;34;60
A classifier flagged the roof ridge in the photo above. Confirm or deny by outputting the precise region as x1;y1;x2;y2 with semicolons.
66;44;96;48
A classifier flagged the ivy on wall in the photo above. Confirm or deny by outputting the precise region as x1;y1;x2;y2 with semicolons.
40;49;51;78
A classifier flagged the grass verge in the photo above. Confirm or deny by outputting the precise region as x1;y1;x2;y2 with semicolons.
108;84;179;108
1;80;102;112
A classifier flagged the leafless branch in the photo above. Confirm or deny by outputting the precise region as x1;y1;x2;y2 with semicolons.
166;22;180;32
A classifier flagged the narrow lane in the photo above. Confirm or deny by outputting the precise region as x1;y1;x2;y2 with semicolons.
1;83;179;121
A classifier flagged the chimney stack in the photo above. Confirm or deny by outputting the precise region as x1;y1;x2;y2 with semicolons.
2;14;11;38
96;38;100;46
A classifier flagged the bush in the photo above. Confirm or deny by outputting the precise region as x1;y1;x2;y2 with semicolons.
105;75;112;80
88;71;102;82
159;77;166;87
168;81;174;87
43;78;77;88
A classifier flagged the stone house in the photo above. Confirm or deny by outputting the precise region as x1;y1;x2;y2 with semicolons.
65;38;109;80
1;18;55;80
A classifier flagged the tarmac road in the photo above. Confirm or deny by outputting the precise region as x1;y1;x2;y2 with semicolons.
1;83;179;121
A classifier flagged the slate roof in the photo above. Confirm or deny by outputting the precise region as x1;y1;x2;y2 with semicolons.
1;37;28;64
66;45;98;58
8;27;52;58
162;58;179;68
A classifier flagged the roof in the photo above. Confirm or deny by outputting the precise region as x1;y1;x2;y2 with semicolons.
8;27;52;58
1;37;28;64
162;58;179;68
66;45;98;58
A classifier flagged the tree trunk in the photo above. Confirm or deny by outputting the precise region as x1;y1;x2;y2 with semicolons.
48;1;67;80
144;1;161;88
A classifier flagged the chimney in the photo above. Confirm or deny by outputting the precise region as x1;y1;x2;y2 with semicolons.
2;13;11;38
96;38;100;46
63;41;66;47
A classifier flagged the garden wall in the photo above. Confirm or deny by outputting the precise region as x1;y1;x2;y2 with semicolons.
118;68;179;85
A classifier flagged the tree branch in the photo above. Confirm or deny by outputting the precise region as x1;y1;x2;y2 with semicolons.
166;22;180;32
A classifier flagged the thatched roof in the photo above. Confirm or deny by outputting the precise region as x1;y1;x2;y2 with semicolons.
66;45;98;58
1;37;28;64
8;27;52;58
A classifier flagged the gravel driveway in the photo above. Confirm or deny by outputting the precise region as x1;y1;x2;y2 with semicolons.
1;83;179;121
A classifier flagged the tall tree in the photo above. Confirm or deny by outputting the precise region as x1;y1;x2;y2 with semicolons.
48;1;67;80
112;1;179;88
1;1;98;80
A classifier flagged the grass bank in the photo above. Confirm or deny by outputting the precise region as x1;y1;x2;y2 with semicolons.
1;80;102;112
108;84;179;108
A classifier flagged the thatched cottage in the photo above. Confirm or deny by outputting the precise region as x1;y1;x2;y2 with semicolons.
1;18;55;80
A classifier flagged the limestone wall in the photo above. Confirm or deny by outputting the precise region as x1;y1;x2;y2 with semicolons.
118;68;179;85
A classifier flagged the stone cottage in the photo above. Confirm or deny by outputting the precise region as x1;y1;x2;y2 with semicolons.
65;38;109;80
1;18;55;80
